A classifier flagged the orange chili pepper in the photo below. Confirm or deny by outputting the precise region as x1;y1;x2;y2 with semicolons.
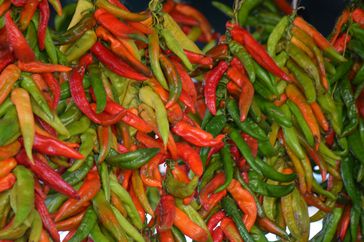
337;205;351;240
176;142;203;176
227;179;257;231
129;185;146;224
167;133;178;160
310;101;329;132
111;191;128;217
159;229;175;242
0;0;11;16
54;170;100;222
0;141;21;160
19;0;39;30
291;36;315;58
220;217;243;242
31;73;48;92
330;9;350;44
17;61;72;73
55;210;86;231
174;207;209;242
39;229;51;242
199;173;227;212
0;173;16;192
227;81;241;98
140;153;164;188
120;169;132;189
132;170;154;216
286;84;320;148
0;64;21;105
274;94;287;107
274;0;293;14
0;158;17;178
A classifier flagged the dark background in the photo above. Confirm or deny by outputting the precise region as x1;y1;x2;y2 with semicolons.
121;0;346;37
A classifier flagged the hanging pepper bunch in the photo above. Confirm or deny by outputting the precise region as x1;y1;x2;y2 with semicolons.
0;0;363;241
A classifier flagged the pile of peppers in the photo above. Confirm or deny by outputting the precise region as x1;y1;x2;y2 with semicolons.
0;0;363;241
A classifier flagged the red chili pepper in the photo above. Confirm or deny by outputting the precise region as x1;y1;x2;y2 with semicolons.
19;0;39;30
5;11;35;62
91;42;147;81
0;173;15;192
204;61;229;115
0;49;14;73
36;116;57;137
170;10;199;26
104;100;153;132
274;0;293;15
156;195;176;231
357;90;364;118
15;150;79;199
200;173;227;212
20;133;83;159
140;153;164;188
38;0;49;50
184;49;213;68
330;9;350;44
94;9;141;37
207;211;225;234
54;170;100;222
206;44;229;60
333;33;351;53
207;141;224;164
227;81;241;98
352;8;364;28
35;192;60;242
18;60;72;73
0;0;11;16
41;73;60;110
174;3;212;42
337;205;351;240
55;210;85;231
176;142;203;177
159;229;174;242
230;57;246;77
163;0;175;13
172;120;225;147
229;23;292;82
69;60;129;126
302;192;331;212
212;227;224;242
325;128;335;147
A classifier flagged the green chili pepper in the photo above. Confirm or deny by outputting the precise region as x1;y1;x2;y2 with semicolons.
146;187;160;211
69;128;96;171
111;206;145;242
222;196;254;242
253;80;277;101
319;207;343;242
11;166;34;227
52;13;96;45
107;148;159;169
286;100;315;147
164;168;198;198
255;96;292;127
149;30;168;90
227;98;267;141
60;102;83;126
250;225;268;242
340;78;359;137
98;162;110;202
311;179;337;200
0;98;13;117
90;223;110;242
69;208;97;242
331;59;353;84
286;59;316;103
237;0;262;26
254;62;279;95
212;1;233;17
92;191;129;242
66;116;91;137
348;131;364;165
353;63;364;85
0;106;20;146
62;155;93;186
160;28;193;71
349;38;364;59
229;41;256;83
248;171;295;197
267;16;289;57
287;43;323;94
65;30;96;62
171;226;187;242
20;73;53;121
28;210;42;242
317;93;342;135
215;144;234;193
88;64;107;113
45;183;82;213
199;154;223;191
110;175;143;229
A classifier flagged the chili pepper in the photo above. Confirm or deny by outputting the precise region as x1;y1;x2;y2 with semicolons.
286;84;321;147
340;78;359;137
156;195;175;231
19;0;39;31
174;206;209;242
37;0;50;51
16;150;79;199
10;88;34;162
0;158;16;178
68;128;96;171
42;73;60;110
0;50;14;74
52;13;96;45
229;23;292;82
320;207;344;242
107;148;159;169
95;0;149;21
286;59;316;103
88;64;107;113
199;173;227;212
183;49;213;68
207;211;225;234
65;30;97;62
172;60;197;106
92;191;129;241
0;64;21;106
237;0;262;26
159;54;182;108
203;61;227;115
35;192;60;242
227;179;257;231
67;208;97;242
56;210;85;231
293;16;346;62
164;168;198;198
131;170;154;217
330;9;350;44
220;217;243;242
0;213;32;240
172;120;224;147
267;16;289;57
0;173;15;192
229;41;256;84
222;196;254;242
226;99;266;142
210;145;232;193
0;106;20;146
255;95;292;127
176;142;203;177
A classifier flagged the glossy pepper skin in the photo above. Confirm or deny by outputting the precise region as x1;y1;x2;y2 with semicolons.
204;61;229;115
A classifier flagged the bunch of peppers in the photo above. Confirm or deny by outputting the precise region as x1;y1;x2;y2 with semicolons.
0;0;363;241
